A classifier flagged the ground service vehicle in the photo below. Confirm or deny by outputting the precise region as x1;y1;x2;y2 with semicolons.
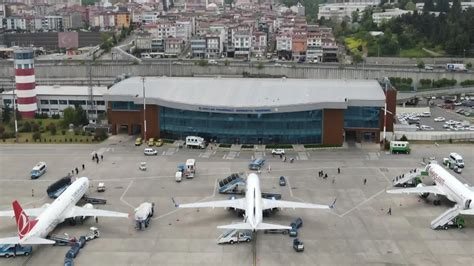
147;138;154;146
155;138;163;147
293;238;304;252
272;149;285;156
185;159;196;178
97;183;105;192
249;158;265;170
448;153;464;168
289;217;303;236
0;245;32;257
185;136;206;149
264;229;288;235
217;230;252;244
144;148;158;156
390;141;411;154
279;176;287;186
135;202;155;230
135;138;142;146
31;162;47;179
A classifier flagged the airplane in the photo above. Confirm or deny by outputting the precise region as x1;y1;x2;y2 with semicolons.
387;163;474;226
0;177;128;245
173;173;335;231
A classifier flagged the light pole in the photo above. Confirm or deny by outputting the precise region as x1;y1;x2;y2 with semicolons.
142;77;147;141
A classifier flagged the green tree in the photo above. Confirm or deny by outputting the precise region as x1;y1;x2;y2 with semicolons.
94;128;108;141
417;60;425;69
73;105;88;126
62;107;75;128
48;123;57;135
423;0;434;12
351;11;359;23
2;104;11;123
404;1;416;11
22;121;32;132
436;0;449;12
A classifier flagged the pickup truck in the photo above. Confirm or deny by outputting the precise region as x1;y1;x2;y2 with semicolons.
217;229;252;244
0;245;32;258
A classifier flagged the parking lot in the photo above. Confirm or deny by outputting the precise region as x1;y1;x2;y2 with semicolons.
397;106;473;131
1;137;474;265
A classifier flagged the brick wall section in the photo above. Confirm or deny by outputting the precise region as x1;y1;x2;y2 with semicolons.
322;109;344;146
107;104;160;139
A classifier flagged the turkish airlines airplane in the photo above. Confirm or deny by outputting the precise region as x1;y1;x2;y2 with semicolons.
175;173;335;231
387;163;474;228
0;177;128;245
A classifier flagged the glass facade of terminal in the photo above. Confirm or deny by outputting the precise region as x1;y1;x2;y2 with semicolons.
344;107;380;129
159;107;323;144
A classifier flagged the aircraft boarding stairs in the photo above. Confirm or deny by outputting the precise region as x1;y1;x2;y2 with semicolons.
430;205;461;230
219;173;246;194
392;169;423;187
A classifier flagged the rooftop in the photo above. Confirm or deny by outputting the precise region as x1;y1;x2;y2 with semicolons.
2;85;107;97
105;77;385;114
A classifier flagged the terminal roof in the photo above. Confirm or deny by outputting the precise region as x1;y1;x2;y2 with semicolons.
105;77;385;113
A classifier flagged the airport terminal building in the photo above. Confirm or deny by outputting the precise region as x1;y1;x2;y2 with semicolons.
104;77;396;145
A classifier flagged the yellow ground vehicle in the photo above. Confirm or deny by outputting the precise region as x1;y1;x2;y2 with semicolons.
135;138;142;146
155;138;163;147
147;138;155;146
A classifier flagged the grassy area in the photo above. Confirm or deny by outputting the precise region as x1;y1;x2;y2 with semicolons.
399;48;431;58
1;118;100;144
1;130;95;144
344;37;367;55
266;144;294;149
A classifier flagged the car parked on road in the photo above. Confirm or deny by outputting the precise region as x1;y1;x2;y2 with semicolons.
135;138;142;146
144;148;158;156
271;149;285;156
434;117;445;122
279;176;287;186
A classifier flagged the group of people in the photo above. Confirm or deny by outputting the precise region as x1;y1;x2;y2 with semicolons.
92;152;104;164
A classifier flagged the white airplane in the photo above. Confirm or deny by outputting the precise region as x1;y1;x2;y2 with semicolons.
0;177;128;245
174;173;335;231
387;163;474;224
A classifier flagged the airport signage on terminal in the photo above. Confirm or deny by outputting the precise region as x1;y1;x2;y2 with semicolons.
198;106;272;113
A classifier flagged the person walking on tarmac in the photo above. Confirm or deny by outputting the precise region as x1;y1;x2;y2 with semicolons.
387;207;392;215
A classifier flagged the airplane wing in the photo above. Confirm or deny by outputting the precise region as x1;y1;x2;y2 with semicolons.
387;186;446;196
262;198;331;210
460;209;474;215
65;206;129;219
0;207;46;218
177;198;246;210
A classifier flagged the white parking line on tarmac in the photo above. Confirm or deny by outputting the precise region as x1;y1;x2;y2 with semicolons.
152;179;218;221
120;180;136;209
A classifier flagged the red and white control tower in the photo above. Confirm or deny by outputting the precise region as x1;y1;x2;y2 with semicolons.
14;48;37;118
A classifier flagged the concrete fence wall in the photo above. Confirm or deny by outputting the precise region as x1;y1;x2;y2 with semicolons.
1;63;473;83
393;131;474;141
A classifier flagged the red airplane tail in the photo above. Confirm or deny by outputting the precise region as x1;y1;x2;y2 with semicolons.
12;200;37;239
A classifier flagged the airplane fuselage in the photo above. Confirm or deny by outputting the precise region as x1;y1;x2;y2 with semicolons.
245;174;263;230
428;163;474;209
21;177;89;243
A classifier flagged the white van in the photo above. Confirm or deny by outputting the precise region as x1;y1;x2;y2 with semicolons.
449;153;464;168
185;136;206;149
144;148;158;156
31;162;47;179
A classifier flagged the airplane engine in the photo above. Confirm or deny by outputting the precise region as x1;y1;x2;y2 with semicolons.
464;199;473;209
417;183;429;198
81;203;95;221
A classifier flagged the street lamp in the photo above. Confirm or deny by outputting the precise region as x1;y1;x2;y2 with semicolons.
142;77;147;141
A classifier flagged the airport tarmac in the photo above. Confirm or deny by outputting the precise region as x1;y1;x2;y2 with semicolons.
1;138;474;265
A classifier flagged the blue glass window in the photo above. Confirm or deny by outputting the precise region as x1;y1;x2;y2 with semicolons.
159;107;323;144
344;107;380;129
111;101;140;110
